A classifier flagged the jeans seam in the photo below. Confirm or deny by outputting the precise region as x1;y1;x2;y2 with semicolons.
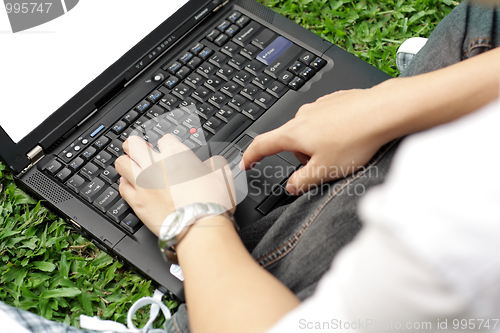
172;314;183;333
462;37;492;58
257;139;400;267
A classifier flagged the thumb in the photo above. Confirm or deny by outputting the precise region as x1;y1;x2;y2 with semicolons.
286;160;333;195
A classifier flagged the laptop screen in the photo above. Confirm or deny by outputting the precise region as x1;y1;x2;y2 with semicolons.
0;0;190;143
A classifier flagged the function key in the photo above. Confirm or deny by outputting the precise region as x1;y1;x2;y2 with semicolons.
147;90;164;104
198;47;213;60
289;76;305;90
190;42;204;55
299;52;315;65
135;100;152;113
176;66;191;80
179;52;194;65
310;57;327;71
225;25;240;38
69;157;85;172
235;15;250;28
93;136;109;150
44;159;62;175
164;76;180;89
166;61;182;74
94;151;113;169
227;11;241;23
217;20;231;32
111;121;126;135
123;110;139;124
299;67;315;81
206;29;220;42
187;57;202;70
107;139;124;157
81;147;97;161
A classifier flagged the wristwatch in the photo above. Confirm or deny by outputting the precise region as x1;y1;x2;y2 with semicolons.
158;203;238;263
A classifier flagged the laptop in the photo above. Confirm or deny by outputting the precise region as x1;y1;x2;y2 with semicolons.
0;0;390;301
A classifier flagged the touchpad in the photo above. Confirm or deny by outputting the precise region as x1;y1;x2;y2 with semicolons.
243;155;295;203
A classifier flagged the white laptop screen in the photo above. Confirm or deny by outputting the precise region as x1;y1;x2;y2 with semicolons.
0;0;190;143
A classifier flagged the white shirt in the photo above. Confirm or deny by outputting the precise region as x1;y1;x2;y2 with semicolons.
268;98;500;333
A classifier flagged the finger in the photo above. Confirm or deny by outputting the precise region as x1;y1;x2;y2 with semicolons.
240;123;298;171
293;151;310;166
123;135;157;170
157;134;190;157
286;159;335;195
115;155;142;187
118;176;136;204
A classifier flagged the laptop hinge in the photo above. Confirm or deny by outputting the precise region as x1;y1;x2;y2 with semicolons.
21;145;45;175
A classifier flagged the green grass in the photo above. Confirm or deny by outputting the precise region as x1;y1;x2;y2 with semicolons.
0;0;460;329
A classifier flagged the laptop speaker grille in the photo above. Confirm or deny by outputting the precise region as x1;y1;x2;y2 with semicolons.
26;171;72;204
236;0;275;24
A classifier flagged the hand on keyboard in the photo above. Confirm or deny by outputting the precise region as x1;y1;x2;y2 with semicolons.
240;88;388;196
115;134;236;237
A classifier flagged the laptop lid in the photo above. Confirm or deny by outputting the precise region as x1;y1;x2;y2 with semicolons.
0;0;222;173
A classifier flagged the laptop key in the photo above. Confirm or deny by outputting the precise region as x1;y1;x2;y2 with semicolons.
185;72;204;89
288;61;304;75
66;174;87;193
242;102;263;120
216;65;235;81
197;62;215;78
111;121;126;135
107;199;131;223
209;52;227;68
93;187;120;213
233;21;260;47
299;51;315;65
190;42;204;55
159;94;178;111
198;47;213;60
182;114;202;129
245;60;263;76
56;168;72;182
254;91;276;109
241;44;259;60
217;20;231;32
233;70;253;86
228;54;247;71
146;105;166;120
187;56;202;70
228;94;247;111
208;92;228;109
299;67;315;81
264;43;302;78
289;76;305;90
310;57;327;71
176;66;191;80
179;97;198;113
80;178;105;203
172;125;189;141
179;52;194;65
166;109;186;125
123;110;139;124
252;29;276;50
225;25;240;38
172;83;192;100
121;213;142;234
190;129;211;145
252;73;272;89
214;34;229;47
167;61;182;74
203;116;223;134
144;130;159;146
235;15;250;28
44;159;62;175
221;41;240;58
278;71;294;85
267;81;288;98
196;103;216;120
120;127;133;141
153;119;174;136
93;136;109;150
206;29;220;42
220;81;239;98
81;147;97;161
69;157;85;172
164;76;180;89
135;100;152;113
205;75;223;91
107;139;124;157
228;11;241;23
80;162;100;181
216;106;237;123
94;151;113;169
147;90;164;104
101;166;120;184
241;84;262;100
192;86;211;102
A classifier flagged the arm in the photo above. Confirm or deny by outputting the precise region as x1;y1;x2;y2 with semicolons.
115;135;300;333
241;47;500;195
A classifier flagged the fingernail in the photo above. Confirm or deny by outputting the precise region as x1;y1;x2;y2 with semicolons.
238;160;245;171
286;183;296;195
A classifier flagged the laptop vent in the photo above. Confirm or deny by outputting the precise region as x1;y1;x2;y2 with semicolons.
26;171;72;204
236;0;275;24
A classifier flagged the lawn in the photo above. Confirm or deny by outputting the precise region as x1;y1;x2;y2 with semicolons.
0;0;461;329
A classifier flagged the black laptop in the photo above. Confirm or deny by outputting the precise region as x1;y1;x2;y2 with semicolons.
0;0;390;301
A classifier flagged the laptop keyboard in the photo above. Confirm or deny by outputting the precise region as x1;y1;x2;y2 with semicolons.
42;10;326;235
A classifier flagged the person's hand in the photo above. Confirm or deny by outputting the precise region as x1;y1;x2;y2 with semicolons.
115;134;236;236
240;88;389;195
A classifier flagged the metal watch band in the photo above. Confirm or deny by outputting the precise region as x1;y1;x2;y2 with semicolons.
158;203;237;263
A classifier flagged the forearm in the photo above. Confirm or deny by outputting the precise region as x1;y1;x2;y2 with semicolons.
371;47;500;144
175;216;300;333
